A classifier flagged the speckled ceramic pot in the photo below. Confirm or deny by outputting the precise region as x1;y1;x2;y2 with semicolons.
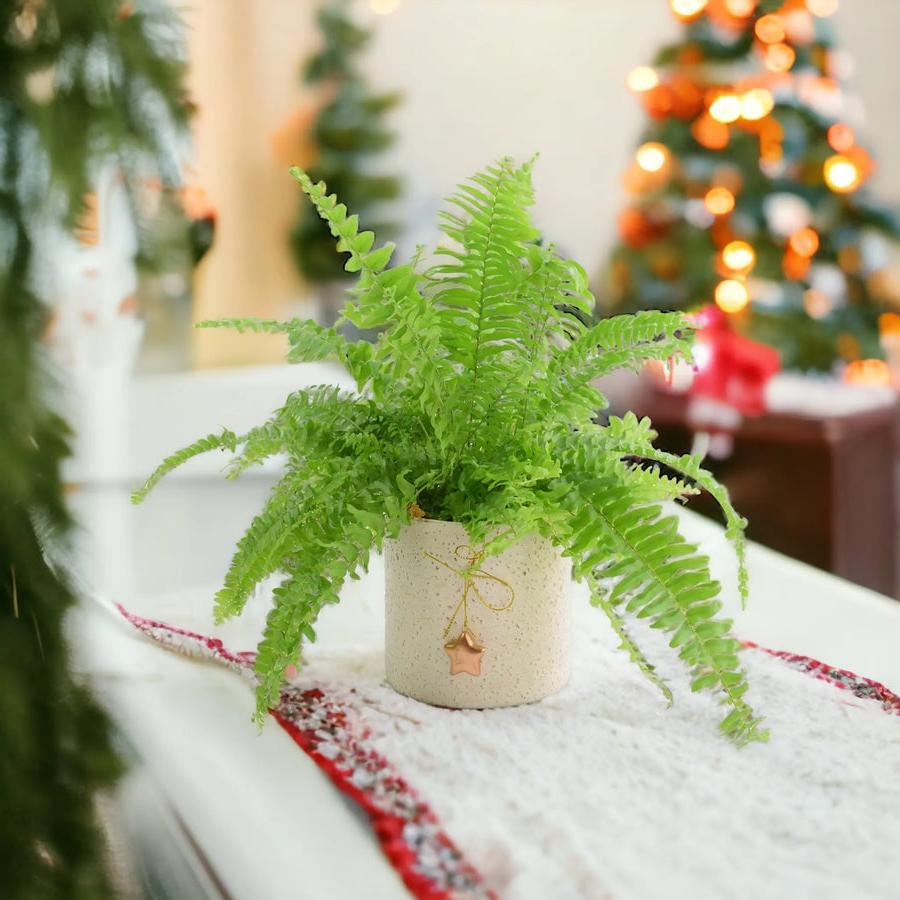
384;518;571;708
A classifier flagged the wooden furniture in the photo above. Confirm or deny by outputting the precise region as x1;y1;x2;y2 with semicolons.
619;384;900;598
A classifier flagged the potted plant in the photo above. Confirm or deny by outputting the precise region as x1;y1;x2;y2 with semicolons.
133;158;766;744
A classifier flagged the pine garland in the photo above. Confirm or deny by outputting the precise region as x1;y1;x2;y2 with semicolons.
2;1;189;895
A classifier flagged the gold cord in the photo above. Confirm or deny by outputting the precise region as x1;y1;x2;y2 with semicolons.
422;545;516;639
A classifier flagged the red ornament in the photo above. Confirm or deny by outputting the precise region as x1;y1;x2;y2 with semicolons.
617;207;669;249
689;305;780;415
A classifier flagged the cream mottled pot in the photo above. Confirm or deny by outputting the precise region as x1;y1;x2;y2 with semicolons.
384;518;571;708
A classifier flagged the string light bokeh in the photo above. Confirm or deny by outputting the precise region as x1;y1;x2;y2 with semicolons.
370;0;401;15
619;0;899;376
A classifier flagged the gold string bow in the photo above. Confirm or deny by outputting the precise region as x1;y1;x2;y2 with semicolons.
422;545;516;640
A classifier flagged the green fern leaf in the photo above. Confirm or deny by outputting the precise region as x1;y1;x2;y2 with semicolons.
563;477;766;744
585;572;673;705
289;167;394;276
249;467;415;719
131;429;238;504
426;157;541;448
602;421;749;607
195;318;293;335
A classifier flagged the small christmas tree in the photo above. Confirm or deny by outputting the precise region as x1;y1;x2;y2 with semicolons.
1;1;189;895
290;0;401;295
606;0;900;372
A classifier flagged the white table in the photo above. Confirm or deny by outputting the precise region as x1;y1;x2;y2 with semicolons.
70;477;900;900
66;365;900;899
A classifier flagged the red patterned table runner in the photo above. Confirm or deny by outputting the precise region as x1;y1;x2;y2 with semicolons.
117;604;900;900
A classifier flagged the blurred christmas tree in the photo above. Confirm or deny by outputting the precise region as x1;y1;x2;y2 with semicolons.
606;0;900;372
289;0;401;302
1;1;188;896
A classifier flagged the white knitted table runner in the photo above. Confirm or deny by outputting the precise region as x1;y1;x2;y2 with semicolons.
120;595;900;900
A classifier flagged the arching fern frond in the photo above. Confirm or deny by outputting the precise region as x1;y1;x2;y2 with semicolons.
505;247;595;435
539;312;694;426
131;429;238;504
601;414;749;606
195;318;293;335
289;167;394;276
213;469;314;622
584;571;672;705
251;467;415;719
195;317;373;390
563;477;766;744
254;568;336;720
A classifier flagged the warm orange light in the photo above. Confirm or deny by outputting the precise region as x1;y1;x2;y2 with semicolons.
789;227;820;257
880;312;900;337
758;117;785;166
725;0;755;15
764;43;796;72
755;14;786;43
715;279;750;313
803;289;832;319
671;0;708;19
635;142;669;173
806;0;838;16
784;9;815;44
844;358;891;386
740;88;774;121
627;66;660;93
722;240;756;273
692;114;730;150
783;250;811;280
704;187;736;216
824;154;861;193
709;93;742;124
827;123;855;153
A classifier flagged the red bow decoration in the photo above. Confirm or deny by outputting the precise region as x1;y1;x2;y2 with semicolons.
688;305;780;416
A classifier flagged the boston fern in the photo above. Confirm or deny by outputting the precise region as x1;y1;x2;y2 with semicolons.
134;157;766;744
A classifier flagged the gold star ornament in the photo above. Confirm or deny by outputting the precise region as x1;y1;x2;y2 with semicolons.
443;630;485;676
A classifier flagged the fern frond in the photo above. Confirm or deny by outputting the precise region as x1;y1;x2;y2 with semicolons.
553;418;695;505
563;478;766;744
614;460;700;504
508;247;595;434
196;317;373;390
250;468;416;720
195;318;293;334
254;568;337;719
369;287;454;441
540;312;694;425
585;572;672;705
291;165;427;335
213;469;322;622
224;424;287;480
290;166;394;276
602;416;749;607
131;429;238;504
224;386;367;481
427;157;541;447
